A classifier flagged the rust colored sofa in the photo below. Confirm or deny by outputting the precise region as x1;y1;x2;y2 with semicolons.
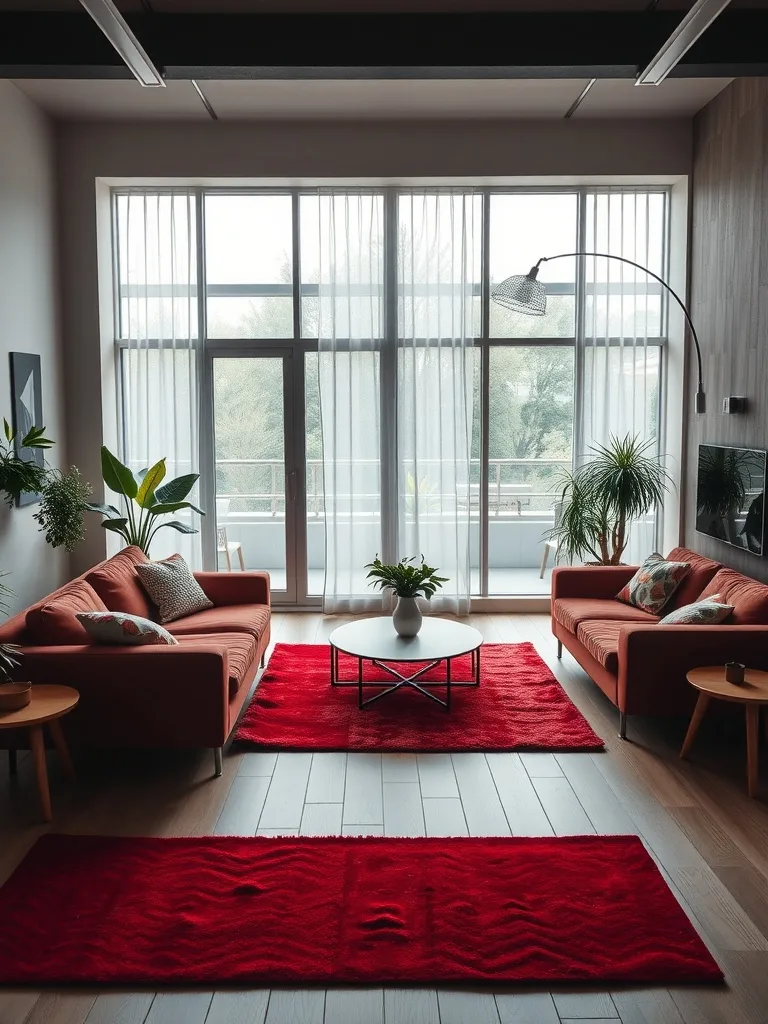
0;547;270;777
551;546;768;740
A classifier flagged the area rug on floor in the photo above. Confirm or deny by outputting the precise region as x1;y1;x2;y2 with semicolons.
234;641;604;751
0;834;720;985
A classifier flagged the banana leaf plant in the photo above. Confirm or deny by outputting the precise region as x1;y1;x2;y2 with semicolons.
86;446;204;556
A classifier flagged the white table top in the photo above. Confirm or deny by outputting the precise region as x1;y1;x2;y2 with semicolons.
329;616;483;661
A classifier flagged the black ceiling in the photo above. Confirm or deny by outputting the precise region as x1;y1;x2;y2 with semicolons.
2;3;767;80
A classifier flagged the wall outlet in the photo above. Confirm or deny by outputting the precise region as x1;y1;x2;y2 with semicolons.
722;396;748;414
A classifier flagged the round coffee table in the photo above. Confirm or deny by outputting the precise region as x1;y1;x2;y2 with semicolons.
681;666;768;798
328;617;483;710
0;684;79;821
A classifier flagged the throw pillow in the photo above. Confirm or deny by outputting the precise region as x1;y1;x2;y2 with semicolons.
135;556;214;624
616;553;691;615
658;594;734;626
76;611;179;646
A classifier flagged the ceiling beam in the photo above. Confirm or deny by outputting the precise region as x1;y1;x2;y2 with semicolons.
2;10;766;81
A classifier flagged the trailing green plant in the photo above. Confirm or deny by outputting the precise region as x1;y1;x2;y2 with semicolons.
0;419;54;507
0;573;19;683
365;555;448;599
548;434;671;566
34;467;92;552
86;446;204;556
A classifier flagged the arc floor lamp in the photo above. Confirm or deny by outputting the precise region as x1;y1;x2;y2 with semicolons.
491;253;706;414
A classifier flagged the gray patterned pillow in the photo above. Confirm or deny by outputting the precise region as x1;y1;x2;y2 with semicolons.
76;611;178;645
135;556;213;624
658;594;734;625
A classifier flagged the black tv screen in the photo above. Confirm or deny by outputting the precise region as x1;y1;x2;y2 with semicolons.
696;444;766;556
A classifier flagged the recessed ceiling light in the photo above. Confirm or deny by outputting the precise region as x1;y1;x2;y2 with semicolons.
636;0;731;86
78;0;165;88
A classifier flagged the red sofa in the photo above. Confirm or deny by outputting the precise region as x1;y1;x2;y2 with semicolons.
0;547;270;776
551;546;768;739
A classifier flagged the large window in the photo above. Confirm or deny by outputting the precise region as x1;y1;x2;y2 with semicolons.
113;187;669;602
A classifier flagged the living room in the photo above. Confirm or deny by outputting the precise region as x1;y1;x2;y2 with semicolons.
1;2;768;1022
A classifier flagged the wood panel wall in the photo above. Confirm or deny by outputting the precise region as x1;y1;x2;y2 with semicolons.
684;78;768;579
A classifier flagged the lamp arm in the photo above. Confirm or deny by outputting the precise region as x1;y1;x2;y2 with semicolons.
537;252;703;393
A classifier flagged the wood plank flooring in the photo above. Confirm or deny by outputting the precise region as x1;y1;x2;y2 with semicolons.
2;612;768;1023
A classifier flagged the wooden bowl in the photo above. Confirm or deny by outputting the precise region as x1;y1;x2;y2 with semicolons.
0;682;32;713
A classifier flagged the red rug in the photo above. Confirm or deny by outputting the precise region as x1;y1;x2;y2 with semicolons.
234;641;603;751
0;835;720;985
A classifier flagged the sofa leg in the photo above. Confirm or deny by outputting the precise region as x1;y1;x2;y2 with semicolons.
556;639;562;659
8;749;17;776
213;747;223;778
619;712;627;740
260;651;266;669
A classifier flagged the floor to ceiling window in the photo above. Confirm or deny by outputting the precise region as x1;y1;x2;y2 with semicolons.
112;186;669;605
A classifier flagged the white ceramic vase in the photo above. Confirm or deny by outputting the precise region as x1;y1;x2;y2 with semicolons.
392;596;422;637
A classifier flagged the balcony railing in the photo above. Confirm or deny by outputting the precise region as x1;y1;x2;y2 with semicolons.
215;457;570;517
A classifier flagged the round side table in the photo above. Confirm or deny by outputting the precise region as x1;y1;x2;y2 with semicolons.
681;666;768;798
0;685;79;821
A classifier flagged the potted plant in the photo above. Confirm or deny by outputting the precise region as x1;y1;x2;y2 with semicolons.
34;467;92;552
0;574;28;712
547;434;670;566
365;555;448;637
86;447;205;557
0;419;54;507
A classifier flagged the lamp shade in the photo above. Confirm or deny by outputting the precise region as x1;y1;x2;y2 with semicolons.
490;273;547;315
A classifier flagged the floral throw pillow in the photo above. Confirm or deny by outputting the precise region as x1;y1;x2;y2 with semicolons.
659;594;734;625
135;555;214;624
76;611;178;646
616;553;691;615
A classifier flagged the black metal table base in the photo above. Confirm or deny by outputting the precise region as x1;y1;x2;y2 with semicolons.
330;645;481;710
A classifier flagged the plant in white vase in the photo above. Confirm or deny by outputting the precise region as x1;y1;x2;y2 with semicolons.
364;556;448;637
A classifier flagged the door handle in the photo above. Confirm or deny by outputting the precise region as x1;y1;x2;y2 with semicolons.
288;470;297;503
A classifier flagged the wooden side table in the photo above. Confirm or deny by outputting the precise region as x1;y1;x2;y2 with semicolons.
0;684;79;821
681;666;768;798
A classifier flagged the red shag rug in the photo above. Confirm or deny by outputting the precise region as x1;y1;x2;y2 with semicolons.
234;641;603;751
0;834;720;985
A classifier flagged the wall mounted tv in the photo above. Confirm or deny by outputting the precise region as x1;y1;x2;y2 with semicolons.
696;444;766;556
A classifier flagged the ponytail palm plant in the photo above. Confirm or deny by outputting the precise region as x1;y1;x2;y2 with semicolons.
86;447;204;556
548;434;670;566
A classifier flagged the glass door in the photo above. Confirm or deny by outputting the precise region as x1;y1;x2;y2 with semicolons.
210;350;298;604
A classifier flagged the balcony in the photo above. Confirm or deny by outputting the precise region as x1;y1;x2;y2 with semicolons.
215;457;570;597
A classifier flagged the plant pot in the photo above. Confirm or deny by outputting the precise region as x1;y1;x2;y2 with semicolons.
392;596;422;638
0;682;31;713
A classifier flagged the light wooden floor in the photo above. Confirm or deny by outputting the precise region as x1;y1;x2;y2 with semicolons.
2;613;768;1024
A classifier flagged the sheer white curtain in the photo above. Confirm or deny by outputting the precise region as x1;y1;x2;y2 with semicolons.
398;191;479;614
316;192;385;613
116;191;202;566
582;190;666;563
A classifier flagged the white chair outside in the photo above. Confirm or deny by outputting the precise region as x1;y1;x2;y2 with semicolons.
216;497;246;571
539;499;563;579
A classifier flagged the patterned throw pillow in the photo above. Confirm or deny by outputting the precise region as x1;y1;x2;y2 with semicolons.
616;553;691;615
135;556;214;624
76;611;178;646
658;595;734;626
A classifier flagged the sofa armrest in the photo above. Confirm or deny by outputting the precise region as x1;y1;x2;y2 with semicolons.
194;571;271;608
552;565;638;601
16;644;231;748
617;624;768;715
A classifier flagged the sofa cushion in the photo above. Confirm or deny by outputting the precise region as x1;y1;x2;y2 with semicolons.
699;568;768;625
175;631;259;697
76;611;178;646
167;604;271;643
616;553;691;615
575;620;624;675
26;580;108;646
136;556;213;624
553;598;658;635
85;546;153;619
664;547;721;609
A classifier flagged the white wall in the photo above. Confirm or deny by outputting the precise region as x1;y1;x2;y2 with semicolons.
0;82;67;612
55;116;693;574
